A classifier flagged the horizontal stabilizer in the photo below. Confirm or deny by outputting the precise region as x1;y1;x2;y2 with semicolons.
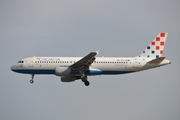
148;57;165;64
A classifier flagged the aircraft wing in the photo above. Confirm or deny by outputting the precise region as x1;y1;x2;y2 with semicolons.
70;51;99;71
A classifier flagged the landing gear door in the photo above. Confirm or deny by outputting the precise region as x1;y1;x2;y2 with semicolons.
133;58;138;68
28;58;34;67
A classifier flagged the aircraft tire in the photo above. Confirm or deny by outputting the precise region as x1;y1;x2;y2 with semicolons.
30;80;34;84
84;81;90;86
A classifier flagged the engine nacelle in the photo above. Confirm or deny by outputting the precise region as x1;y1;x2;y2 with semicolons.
61;76;81;82
55;67;71;76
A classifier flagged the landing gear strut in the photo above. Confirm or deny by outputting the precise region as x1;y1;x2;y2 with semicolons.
30;74;34;84
81;75;90;86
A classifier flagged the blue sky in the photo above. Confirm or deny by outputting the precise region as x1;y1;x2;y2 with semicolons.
0;0;180;120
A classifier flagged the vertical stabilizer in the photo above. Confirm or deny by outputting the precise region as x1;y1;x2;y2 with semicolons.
139;32;168;58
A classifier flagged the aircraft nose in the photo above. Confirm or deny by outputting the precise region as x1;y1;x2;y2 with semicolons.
11;65;17;71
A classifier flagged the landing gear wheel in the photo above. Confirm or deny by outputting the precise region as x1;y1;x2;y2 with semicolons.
81;74;90;86
84;81;90;86
30;79;34;84
30;74;35;84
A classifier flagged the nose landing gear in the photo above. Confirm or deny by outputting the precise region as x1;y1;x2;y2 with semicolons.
30;74;34;84
30;79;34;83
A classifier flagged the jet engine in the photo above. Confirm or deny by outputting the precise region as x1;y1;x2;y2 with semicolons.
61;76;81;82
55;67;71;76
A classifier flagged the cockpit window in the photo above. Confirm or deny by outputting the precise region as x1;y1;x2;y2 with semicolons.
18;61;24;63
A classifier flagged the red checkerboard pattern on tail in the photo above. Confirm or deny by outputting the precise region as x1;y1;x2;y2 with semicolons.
139;32;168;58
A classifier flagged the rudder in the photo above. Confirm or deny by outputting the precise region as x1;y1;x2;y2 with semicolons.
139;32;168;58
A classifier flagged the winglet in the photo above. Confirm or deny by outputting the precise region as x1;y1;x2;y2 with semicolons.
95;50;100;54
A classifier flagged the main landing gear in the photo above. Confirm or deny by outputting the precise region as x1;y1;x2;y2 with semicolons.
30;74;34;84
81;75;90;86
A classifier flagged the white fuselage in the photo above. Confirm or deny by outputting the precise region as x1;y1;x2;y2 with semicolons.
11;56;170;75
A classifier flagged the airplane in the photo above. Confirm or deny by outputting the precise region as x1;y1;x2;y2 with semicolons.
11;32;171;86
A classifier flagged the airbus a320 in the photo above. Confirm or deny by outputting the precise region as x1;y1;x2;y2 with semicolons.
11;32;171;86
